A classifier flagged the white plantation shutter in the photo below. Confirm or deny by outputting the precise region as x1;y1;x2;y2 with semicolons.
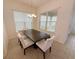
40;14;57;32
47;16;57;32
40;15;46;30
13;11;32;32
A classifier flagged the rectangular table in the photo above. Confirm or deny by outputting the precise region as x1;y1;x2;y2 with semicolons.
23;29;50;43
18;29;51;55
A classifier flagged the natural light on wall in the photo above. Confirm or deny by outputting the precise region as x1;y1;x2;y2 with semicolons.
13;11;33;32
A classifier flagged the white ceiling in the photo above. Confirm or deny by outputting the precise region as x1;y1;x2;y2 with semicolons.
16;0;52;8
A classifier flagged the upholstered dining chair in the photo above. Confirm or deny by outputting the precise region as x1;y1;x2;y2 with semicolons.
36;36;55;59
17;32;34;55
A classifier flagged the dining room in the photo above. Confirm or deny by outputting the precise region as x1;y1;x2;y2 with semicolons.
3;0;75;59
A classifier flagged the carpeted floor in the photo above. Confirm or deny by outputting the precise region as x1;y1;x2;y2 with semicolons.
4;35;75;59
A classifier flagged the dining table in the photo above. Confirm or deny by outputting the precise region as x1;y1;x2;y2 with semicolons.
23;29;50;48
23;29;50;42
18;29;51;55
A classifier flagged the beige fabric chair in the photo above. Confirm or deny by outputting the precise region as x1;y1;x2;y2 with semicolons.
36;36;55;59
17;32;34;55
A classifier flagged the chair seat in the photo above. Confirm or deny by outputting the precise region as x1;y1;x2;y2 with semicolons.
36;36;55;52
36;39;51;52
20;38;34;49
17;32;34;49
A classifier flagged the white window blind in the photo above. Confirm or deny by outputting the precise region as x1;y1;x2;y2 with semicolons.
40;15;46;30
40;14;57;32
13;11;32;32
47;16;57;32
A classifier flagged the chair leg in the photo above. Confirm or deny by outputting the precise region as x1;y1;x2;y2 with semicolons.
43;52;45;59
24;49;26;55
18;38;19;43
50;47;51;52
20;41;23;48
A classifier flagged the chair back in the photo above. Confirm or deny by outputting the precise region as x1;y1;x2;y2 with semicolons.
17;33;22;38
17;32;27;41
45;36;55;49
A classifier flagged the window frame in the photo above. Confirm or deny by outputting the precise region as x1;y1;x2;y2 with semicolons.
39;13;57;32
39;14;47;30
13;10;33;32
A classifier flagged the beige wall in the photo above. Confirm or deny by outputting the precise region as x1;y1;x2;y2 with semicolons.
69;8;75;34
3;22;8;58
4;0;36;40
37;0;74;44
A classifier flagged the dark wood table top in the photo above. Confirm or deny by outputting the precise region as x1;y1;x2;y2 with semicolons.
23;29;50;42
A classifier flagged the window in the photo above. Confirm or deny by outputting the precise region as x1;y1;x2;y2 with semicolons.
47;16;57;32
40;12;57;32
13;11;32;32
40;15;46;30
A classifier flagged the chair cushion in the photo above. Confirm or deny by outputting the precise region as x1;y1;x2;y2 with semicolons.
21;38;34;49
17;32;28;39
36;36;55;52
36;39;51;52
17;32;34;49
